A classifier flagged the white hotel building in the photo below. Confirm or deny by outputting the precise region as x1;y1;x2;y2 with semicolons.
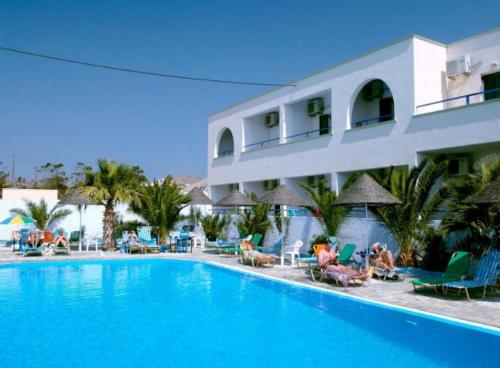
207;28;500;205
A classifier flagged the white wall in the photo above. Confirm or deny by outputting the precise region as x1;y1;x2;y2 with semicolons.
2;188;59;201
0;200;141;241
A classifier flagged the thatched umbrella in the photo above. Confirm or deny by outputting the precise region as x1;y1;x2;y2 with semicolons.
58;188;97;251
188;188;213;243
463;177;500;204
334;173;401;268
214;190;257;207
188;187;213;205
259;185;311;266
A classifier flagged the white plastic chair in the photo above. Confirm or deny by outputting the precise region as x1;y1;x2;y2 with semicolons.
284;240;303;267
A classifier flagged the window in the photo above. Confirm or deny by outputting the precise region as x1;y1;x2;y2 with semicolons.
319;114;331;135
482;72;500;101
379;97;394;122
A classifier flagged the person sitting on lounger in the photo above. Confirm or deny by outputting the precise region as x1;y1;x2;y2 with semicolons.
371;242;394;269
317;244;338;269
126;231;140;246
53;228;68;247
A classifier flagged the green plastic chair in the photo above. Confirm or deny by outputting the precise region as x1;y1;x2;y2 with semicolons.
251;233;263;247
338;243;357;265
412;251;472;293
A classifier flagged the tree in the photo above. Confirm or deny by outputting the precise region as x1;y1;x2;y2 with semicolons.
439;154;500;254
376;159;448;266
11;199;71;230
36;162;68;193
80;159;146;250
200;213;230;241
129;177;191;242
301;179;348;237
236;193;271;243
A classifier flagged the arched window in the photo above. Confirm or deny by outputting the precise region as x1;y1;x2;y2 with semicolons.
216;128;234;158
351;79;394;128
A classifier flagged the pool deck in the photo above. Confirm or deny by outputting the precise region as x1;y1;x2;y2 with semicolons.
1;247;499;329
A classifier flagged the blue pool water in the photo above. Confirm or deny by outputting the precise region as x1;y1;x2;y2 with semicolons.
0;260;498;368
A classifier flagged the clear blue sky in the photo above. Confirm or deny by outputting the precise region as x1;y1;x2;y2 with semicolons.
1;0;499;180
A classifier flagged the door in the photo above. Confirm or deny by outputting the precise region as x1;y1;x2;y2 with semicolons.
482;71;500;101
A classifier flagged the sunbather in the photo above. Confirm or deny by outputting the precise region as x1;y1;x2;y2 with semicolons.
371;242;394;269
241;240;275;266
317;244;338;268
326;264;369;279
53;228;68;247
126;231;140;246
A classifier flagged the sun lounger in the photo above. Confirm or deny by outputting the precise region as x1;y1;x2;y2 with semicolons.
310;243;358;281
324;264;369;287
240;243;275;267
372;266;406;281
138;227;160;253
258;235;283;255
412;251;472;293
442;250;500;300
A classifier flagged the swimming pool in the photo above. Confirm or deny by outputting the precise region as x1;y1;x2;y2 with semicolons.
0;259;498;368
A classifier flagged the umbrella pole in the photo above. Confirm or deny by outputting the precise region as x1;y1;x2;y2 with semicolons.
365;202;369;269
78;205;83;252
280;210;285;266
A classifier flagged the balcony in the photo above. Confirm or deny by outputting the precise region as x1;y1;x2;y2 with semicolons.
284;127;331;143
244;137;281;152
416;87;500;115
351;113;394;128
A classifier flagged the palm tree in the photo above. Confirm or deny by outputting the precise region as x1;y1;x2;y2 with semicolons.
200;213;230;241
301;179;348;237
11;199;71;230
129;177;191;242
236;193;271;243
439;153;500;254
80;159;146;250
376;158;448;266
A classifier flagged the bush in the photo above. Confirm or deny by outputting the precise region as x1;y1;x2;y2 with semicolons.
200;213;229;241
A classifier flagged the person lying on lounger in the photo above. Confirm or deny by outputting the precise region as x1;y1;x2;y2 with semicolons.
325;264;370;281
371;242;394;269
53;228;68;247
317;244;338;269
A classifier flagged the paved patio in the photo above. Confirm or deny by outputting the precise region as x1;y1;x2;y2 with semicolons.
1;247;499;329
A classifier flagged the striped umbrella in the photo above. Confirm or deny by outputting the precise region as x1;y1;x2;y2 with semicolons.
0;215;34;225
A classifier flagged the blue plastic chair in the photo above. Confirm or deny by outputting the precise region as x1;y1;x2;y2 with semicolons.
176;232;191;253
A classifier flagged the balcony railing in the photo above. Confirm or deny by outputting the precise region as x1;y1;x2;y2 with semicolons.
284;128;331;143
244;137;280;151
216;149;234;158
416;87;500;114
352;114;394;128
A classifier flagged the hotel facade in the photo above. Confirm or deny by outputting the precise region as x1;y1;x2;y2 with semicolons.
207;29;500;205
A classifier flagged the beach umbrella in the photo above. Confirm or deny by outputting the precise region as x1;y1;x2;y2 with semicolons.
188;187;214;205
462;177;500;204
0;215;34;225
333;173;402;268
259;185;311;266
214;190;257;207
58;189;97;251
188;187;213;241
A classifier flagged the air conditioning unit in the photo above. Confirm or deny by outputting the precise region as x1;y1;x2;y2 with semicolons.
263;179;278;191
448;157;469;176
446;55;472;78
265;112;279;128
228;183;239;191
307;98;324;116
